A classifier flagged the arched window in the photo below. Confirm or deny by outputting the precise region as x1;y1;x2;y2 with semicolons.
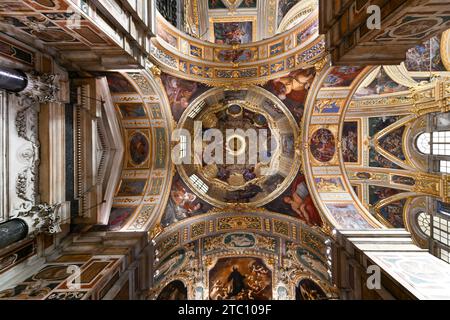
432;131;450;155
434;216;450;246
417;131;450;155
416;132;450;173
417;132;431;154
417;212;431;236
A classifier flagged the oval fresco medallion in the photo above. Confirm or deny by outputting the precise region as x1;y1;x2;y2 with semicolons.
310;128;335;163
129;132;150;165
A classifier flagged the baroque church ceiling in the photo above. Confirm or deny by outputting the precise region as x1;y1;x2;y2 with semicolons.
0;0;449;301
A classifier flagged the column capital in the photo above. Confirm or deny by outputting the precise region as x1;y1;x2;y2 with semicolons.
17;202;62;235
21;71;60;104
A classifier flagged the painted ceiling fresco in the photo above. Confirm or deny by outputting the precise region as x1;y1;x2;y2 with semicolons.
161;173;213;228
213;21;254;45
369;186;406;228
85;71;172;232
278;0;302;27
405;35;446;72
208;0;257;10
161;73;209;121
263;68;316;122
150;213;336;300
368;116;403;169
355;68;409;97
158;68;322;228
340;31;450;235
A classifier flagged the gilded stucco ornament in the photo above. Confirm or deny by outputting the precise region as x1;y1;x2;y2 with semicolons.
149;223;164;240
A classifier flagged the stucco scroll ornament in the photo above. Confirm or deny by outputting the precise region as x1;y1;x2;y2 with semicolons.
17;202;62;235
16;97;39;144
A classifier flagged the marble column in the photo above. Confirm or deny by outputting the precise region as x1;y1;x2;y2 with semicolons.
0;67;28;93
0;218;28;248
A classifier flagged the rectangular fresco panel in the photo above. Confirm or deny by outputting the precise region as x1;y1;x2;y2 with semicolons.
239;0;257;8
209;257;272;300
213;21;253;45
313;99;343;114
314;177;345;193
326;203;373;229
106;73;136;93
116;179;147;196
106;207;136;231
118;103;146;118
342;121;359;163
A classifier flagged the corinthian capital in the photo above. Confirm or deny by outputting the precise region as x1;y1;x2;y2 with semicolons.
21;71;60;103
17;202;62;235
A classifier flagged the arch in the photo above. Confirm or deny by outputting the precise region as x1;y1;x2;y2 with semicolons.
301;62;383;230
103;70;174;232
416;132;431;154
156;280;188;300
417;211;431;236
150;9;325;87
295;278;328;300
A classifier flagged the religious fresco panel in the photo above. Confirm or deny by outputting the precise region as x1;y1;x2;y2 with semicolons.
369;147;401;169
277;0;301;26
369;186;401;206
161;172;213;227
263;68;316;122
325;204;373;229
310;128;336;163
213;21;253;45
209;257;272;300
88;207;137;232
265;173;323;227
208;0;227;9
116;179;147;197
161;73;209;121
379;200;406;228
342;121;359;163
118;103;147;118
129;132;150;166
405;35;446;72
238;0;257;8
368;116;400;136
355;68;409;97
105;73;137;93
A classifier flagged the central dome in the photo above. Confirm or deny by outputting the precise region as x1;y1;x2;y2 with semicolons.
174;86;301;207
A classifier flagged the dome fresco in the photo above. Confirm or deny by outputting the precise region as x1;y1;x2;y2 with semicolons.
0;0;449;304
